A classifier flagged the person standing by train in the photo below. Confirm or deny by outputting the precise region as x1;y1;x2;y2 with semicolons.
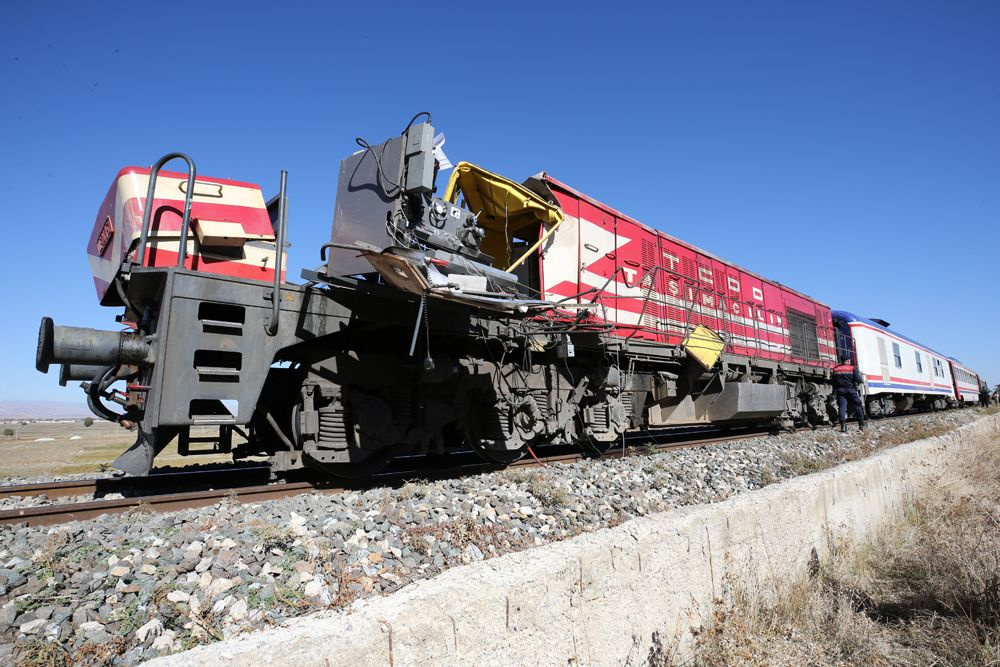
833;356;866;433
981;383;992;407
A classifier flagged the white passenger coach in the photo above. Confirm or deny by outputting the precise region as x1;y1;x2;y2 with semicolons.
832;311;958;416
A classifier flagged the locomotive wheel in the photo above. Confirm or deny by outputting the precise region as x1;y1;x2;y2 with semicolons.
574;419;615;457
464;398;526;465
464;419;526;464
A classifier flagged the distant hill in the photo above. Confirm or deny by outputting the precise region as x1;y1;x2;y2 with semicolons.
0;401;92;420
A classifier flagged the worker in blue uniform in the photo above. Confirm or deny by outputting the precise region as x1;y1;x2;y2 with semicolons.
832;357;866;433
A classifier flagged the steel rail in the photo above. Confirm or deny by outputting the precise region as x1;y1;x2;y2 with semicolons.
0;478;99;499
0;481;330;527
0;428;770;528
0;466;271;502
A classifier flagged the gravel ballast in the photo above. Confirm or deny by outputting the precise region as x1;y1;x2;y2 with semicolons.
0;409;988;665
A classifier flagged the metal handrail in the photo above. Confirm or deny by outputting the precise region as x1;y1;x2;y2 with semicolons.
135;153;197;268
265;171;288;336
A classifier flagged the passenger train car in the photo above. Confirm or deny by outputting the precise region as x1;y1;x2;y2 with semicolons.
832;311;981;415
949;358;984;405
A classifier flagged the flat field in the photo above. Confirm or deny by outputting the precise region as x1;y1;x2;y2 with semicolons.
0;420;233;478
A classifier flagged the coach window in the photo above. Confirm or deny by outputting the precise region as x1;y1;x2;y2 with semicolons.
915;351;922;373
892;342;902;368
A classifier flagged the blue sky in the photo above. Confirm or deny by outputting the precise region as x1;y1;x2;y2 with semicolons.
2;0;997;402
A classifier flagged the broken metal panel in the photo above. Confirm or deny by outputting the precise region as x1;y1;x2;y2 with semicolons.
328;134;407;277
443;161;564;269
682;324;725;370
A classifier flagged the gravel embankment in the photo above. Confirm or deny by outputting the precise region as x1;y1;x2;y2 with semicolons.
0;409;987;665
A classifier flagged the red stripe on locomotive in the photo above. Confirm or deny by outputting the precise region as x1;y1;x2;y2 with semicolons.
541;176;834;368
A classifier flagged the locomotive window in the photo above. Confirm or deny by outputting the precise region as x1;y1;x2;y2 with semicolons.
892;342;902;368
786;309;819;360
915;351;923;373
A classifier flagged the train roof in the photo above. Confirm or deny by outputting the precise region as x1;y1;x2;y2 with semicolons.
538;174;832;309
833;310;951;359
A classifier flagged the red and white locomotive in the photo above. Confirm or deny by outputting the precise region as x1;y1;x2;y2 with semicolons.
34;117;985;476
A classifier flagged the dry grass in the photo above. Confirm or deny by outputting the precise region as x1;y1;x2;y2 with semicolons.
0;420;237;477
526;475;572;508
686;419;1000;666
13;636;132;667
781;419;958;477
501;468;573;508
401;516;529;558
251;520;297;551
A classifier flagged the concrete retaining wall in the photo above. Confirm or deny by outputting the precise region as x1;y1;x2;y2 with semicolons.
149;415;1000;667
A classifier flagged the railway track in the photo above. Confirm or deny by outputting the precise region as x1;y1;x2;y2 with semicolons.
0;426;769;527
0;422;803;527
0;465;272;500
